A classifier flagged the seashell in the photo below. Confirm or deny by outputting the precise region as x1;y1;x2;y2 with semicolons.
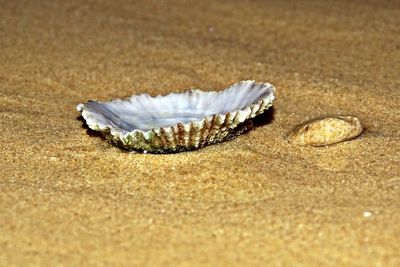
77;80;275;153
285;115;364;146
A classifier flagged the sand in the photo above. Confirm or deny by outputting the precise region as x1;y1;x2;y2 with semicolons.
1;0;399;266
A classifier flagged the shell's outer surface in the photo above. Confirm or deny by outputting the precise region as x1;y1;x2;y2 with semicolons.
286;115;364;147
77;80;275;153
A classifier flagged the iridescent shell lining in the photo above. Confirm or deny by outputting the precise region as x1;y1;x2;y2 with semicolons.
77;80;275;153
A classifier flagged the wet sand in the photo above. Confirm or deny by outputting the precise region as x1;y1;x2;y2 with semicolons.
1;0;399;266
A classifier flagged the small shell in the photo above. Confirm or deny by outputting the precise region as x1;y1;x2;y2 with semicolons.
286;115;364;146
77;80;275;153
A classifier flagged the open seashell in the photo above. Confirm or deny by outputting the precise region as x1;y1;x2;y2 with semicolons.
77;80;275;153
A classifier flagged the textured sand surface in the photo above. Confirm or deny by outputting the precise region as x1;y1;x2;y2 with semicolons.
1;0;399;266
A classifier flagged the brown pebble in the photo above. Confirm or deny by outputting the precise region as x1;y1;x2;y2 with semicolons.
286;115;364;146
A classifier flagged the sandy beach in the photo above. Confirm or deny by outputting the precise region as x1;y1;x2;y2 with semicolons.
1;0;399;266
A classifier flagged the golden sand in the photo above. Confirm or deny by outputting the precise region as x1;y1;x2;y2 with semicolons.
1;0;399;266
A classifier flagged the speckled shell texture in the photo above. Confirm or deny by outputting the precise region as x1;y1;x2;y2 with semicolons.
77;80;275;153
286;115;364;146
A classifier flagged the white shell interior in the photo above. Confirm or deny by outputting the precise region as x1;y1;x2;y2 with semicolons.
78;80;274;133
